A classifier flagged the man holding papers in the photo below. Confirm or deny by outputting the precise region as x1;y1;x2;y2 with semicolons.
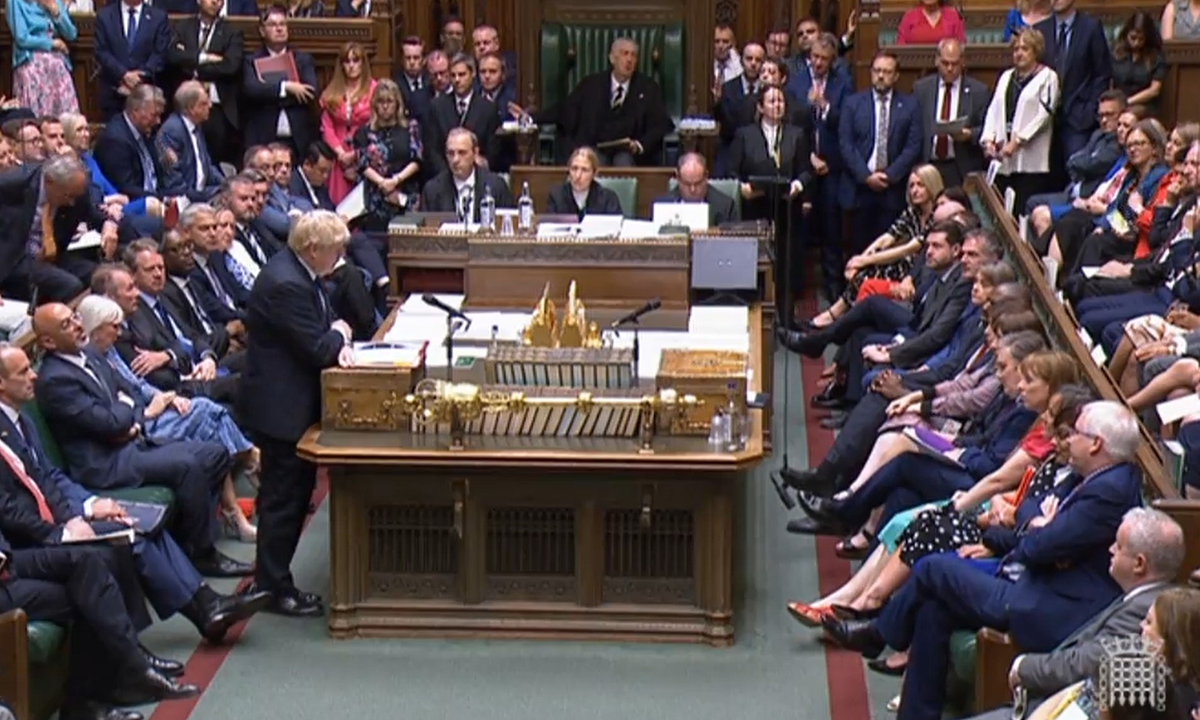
912;39;990;189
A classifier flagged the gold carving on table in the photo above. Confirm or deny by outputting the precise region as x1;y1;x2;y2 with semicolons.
656;349;750;436
522;282;558;348
557;281;602;349
401;379;703;452
321;364;423;431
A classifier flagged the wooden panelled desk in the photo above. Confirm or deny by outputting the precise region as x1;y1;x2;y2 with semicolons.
301;293;768;646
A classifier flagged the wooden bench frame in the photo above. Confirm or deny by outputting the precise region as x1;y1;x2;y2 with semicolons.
0;610;30;720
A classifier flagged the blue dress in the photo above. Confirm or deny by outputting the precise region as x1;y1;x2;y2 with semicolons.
1002;8;1025;42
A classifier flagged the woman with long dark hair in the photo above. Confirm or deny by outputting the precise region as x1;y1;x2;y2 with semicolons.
1112;12;1167;116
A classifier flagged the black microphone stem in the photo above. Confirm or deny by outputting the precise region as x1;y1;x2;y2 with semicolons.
445;314;454;383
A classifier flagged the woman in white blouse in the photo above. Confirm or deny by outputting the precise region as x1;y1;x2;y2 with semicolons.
980;27;1060;214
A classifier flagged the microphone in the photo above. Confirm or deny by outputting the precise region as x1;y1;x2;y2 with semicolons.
610;298;662;329
422;294;470;325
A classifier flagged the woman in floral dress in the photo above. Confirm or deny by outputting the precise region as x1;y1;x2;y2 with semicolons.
352;79;422;233
6;0;80;116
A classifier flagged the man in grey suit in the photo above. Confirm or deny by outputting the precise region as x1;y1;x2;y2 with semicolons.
970;507;1185;720
912;39;990;189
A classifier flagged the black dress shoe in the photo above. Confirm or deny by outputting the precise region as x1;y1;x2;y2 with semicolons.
819;414;847;430
769;471;797;510
779;330;827;358
820;616;886;659
778;467;836;497
60;703;144;720
266;589;324;618
199;589;273;643
139;644;184;677
126;667;201;702
867;655;907;676
830;603;882;621
785;516;849;536
796;490;839;524
192;550;253;578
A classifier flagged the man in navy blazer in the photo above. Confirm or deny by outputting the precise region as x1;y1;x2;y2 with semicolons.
94;0;172;119
180;202;247;319
394;36;433;123
94;84;165;202
824;400;1144;720
30;303;247;577
0;344;268;640
242;7;319;160
288;141;335;211
713;42;765;177
839;50;923;253
1035;1;1113;166
471;24;518;96
157;81;224;202
238;211;354;618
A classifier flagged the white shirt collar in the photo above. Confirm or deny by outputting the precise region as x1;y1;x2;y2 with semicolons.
611;74;630;92
123;1;143;13
295;252;319;281
454;171;476;193
455;91;472;106
0;402;19;429
182;115;198;134
56;351;89;370
169;274;190;290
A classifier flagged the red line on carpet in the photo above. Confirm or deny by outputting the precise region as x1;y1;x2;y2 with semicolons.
794;297;873;720
149;472;331;720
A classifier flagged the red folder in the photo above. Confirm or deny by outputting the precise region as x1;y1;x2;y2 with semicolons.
253;52;300;84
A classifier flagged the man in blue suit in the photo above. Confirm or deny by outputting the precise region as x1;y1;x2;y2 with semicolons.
93;84;165;202
94;0;172;119
471;24;518;97
157;81;224;202
289;141;335;211
30;303;248;578
823;400;1144;720
789;32;853;303
0;343;269;643
839;49;922;253
1035;0;1113;174
242;6;319;160
180;202;248;319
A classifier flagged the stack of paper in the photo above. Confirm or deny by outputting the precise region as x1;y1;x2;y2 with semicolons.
687;306;749;335
383;315;453;346
352;341;426;367
619;219;659;238
579;214;624;238
0;299;31;336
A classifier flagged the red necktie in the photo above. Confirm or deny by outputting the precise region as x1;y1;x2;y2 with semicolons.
0;441;54;523
935;82;952;160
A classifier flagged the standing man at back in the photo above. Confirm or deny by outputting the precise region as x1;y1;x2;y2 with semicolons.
1036;0;1112;174
239;211;355;618
913;39;990;189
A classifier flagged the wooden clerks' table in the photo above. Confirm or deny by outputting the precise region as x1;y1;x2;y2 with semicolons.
299;234;769;646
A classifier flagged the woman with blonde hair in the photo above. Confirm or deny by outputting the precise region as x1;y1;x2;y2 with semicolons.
319;41;376;204
547;147;622;219
60;112;163;220
351;79;422;232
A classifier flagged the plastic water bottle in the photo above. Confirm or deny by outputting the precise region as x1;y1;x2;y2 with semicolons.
518;181;534;231
479;185;496;231
723;381;745;452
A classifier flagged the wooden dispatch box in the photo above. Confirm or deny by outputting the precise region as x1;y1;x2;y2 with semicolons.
655;349;749;436
321;364;425;432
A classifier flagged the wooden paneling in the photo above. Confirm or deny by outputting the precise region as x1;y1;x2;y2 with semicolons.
0;16;391;122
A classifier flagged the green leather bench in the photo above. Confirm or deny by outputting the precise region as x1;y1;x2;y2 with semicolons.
0;404;176;720
594;176;639;218
538;21;685;163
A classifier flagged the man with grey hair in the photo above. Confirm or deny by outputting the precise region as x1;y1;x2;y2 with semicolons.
554;36;673;166
0;152;119;303
94;84;166;201
654;152;740;227
912;37;991;188
824;399;1145;720
157;80;224;202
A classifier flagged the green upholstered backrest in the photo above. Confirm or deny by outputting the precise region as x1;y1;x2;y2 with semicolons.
540;22;685;127
27;621;67;665
594;176;639;218
27;402;65;470
667;177;743;220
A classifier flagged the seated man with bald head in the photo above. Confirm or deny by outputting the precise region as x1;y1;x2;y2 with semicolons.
655;152;740;227
419;127;515;220
30;302;248;577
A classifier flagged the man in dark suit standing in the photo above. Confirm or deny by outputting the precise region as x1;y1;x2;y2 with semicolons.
94;0;172;119
0;155;119;304
31;302;247;577
239;211;355;617
242;5;318;159
424;53;500;176
156;81;224;202
713;42;765;178
558;38;674;167
1036;0;1113;172
477;52;517;172
167;0;244;167
823;401;1145;720
654;153;739;227
912;39;990;190
94;85;165;202
394;36;432;123
420;128;514;221
471;24;518;96
839;50;923;253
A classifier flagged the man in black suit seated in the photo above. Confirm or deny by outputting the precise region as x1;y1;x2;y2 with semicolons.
0;527;199;720
0;154;119;304
101;242;240;405
156;81;225;203
394;36;432;124
239;211;356;618
158;229;244;362
94;85;166;202
420;128;515;221
166;0;244;167
242;5;318;159
0;343;269;643
471;24;518;96
31;302;249;577
558;38;674;167
424;53;501;176
179;202;247;320
225;173;285;273
289;140;335;211
655;152;739;228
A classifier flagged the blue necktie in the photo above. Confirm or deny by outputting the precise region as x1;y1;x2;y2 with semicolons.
154;302;194;359
126;7;138;42
224;254;255;291
137;137;156;192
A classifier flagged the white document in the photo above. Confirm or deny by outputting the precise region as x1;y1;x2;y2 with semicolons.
537;223;581;238
985;159;1003;186
68;230;102;251
1080;266;1100;278
0;299;31;335
687;306;749;335
351;341;425;367
438;221;480;233
652;202;709;231
619;219;660;238
933;115;968;135
337;182;366;220
578;214;624;238
1090;344;1107;366
1003;186;1016;215
1156;393;1200;425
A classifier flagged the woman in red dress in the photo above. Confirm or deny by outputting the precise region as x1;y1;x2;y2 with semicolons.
896;0;967;45
319;42;377;205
